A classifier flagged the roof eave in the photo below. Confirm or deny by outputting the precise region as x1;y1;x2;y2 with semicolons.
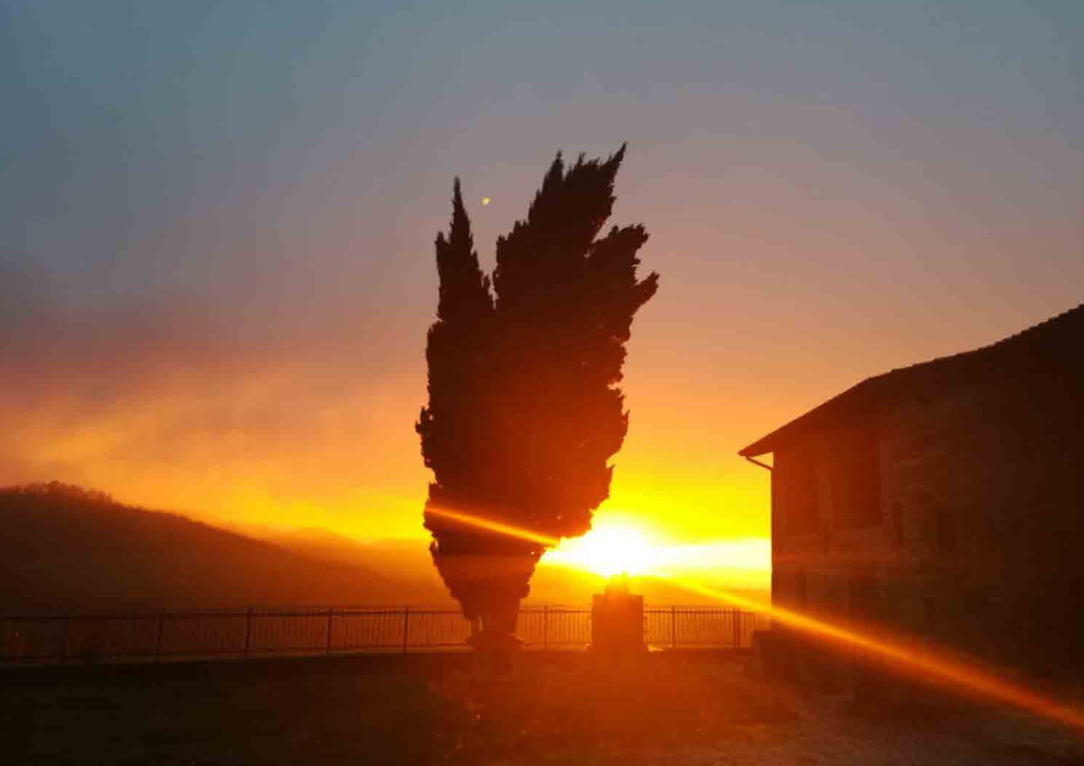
737;439;775;458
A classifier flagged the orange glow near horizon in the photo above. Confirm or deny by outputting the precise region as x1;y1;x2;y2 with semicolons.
426;508;771;586
546;518;660;576
2;373;776;547
544;515;771;587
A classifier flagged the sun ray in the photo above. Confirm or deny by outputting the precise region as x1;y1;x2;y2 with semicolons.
425;506;560;548
671;578;1084;733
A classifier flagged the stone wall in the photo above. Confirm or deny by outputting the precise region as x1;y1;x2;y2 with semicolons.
771;368;1083;689
880;371;1083;680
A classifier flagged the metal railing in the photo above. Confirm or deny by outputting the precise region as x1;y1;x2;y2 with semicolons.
0;606;770;665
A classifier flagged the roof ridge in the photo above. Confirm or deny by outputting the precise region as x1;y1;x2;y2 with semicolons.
887;302;1084;376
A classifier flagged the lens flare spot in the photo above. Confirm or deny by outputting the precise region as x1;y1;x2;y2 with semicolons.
547;522;658;577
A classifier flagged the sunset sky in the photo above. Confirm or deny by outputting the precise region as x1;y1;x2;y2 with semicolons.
3;1;1082;558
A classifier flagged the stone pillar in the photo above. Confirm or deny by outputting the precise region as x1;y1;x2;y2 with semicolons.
590;575;646;653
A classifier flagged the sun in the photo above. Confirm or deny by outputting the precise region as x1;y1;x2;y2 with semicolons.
546;521;659;577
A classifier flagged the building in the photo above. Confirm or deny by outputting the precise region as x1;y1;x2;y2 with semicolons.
740;305;1084;691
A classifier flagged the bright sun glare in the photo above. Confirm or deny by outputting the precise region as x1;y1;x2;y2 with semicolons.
547;522;658;577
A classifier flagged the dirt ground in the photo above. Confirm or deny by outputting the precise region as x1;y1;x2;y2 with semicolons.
2;652;1082;765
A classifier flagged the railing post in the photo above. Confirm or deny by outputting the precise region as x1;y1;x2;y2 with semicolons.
9;604;773;664
155;613;165;663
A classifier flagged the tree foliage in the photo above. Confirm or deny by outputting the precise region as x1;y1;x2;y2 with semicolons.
4;481;115;505
417;146;658;617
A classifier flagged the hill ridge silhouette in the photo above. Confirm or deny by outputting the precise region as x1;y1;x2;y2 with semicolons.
0;483;445;611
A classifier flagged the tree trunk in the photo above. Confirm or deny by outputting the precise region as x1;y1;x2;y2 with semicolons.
431;547;539;661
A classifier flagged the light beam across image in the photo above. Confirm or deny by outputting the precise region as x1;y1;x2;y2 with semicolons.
673;580;1084;734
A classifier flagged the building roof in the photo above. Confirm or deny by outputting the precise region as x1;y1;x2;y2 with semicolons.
738;303;1084;458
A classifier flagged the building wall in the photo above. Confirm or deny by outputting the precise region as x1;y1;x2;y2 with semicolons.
772;423;887;624
771;427;886;692
771;369;1083;685
880;372;1083;678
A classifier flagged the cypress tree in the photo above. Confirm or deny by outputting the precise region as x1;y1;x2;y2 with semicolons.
419;146;658;645
417;179;494;501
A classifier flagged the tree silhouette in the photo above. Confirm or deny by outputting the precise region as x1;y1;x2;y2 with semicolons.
418;146;658;649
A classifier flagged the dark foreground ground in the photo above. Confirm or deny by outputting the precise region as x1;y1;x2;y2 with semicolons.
3;652;1083;766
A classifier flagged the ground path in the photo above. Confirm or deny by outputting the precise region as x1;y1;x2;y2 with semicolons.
3;651;1081;765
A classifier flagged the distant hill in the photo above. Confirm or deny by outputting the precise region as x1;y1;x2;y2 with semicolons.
0;482;768;613
262;528;454;602
0;483;445;612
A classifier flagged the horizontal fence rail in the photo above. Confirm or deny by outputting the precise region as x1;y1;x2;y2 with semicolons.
0;606;770;666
